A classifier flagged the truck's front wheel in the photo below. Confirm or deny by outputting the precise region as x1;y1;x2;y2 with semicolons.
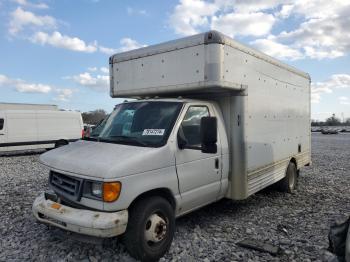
123;196;175;262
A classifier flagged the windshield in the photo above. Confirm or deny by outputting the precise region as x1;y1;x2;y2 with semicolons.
88;101;182;147
90;116;108;137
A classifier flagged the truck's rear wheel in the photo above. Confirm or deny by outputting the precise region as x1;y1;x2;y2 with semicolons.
123;196;175;262
277;162;298;193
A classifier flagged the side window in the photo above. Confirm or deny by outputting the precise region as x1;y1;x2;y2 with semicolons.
179;106;209;147
0;119;3;130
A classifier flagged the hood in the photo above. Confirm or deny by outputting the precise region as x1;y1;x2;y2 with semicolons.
40;140;174;179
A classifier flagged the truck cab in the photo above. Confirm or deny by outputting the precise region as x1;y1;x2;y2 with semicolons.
33;98;229;260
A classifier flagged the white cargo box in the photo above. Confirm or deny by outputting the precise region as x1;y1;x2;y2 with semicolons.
109;31;311;200
109;31;309;98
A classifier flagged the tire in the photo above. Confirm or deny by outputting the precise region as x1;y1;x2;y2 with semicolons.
123;196;175;262
277;162;298;193
55;140;68;148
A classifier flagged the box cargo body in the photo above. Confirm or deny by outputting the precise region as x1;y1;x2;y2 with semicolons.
110;30;311;200
0;103;83;152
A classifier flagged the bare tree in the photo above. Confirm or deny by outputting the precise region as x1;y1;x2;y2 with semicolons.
325;114;341;126
82;109;107;125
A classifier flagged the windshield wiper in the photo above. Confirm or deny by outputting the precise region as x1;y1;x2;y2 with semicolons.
104;135;149;147
82;137;98;141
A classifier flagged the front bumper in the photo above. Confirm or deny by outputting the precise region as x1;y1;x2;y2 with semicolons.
32;193;128;238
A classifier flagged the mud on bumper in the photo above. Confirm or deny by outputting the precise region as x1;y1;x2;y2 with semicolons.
32;193;128;238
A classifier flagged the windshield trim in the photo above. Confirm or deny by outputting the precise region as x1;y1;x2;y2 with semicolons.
89;101;184;148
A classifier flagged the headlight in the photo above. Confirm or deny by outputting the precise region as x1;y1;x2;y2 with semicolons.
91;182;102;198
83;181;121;202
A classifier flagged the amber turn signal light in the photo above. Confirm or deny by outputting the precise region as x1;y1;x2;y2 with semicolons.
103;182;122;202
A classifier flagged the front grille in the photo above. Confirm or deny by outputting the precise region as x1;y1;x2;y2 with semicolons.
49;171;83;201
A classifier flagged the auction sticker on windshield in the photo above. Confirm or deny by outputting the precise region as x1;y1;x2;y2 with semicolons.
142;129;165;136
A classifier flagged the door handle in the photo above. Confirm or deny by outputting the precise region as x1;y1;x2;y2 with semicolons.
215;158;219;169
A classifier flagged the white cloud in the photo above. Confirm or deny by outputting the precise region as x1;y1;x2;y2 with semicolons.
12;0;49;9
169;0;281;36
338;96;350;105
223;0;288;13
276;4;294;18
8;7;145;56
9;7;57;35
29;32;144;55
276;16;350;59
99;38;146;55
169;0;350;60
280;0;349;19
0;74;12;86
127;7;148;16
68;72;109;92
311;92;321;104
15;82;51;93
118;38;147;52
55;88;74;101
315;74;350;90
99;45;117;55
100;67;109;74
0;74;52;93
251;37;303;60
31;31;98;53
211;12;275;37
265;1;350;60
311;74;350;104
88;67;98;72
169;0;219;35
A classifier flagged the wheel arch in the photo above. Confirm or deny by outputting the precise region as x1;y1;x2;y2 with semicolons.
290;157;297;167
289;157;300;175
128;188;177;211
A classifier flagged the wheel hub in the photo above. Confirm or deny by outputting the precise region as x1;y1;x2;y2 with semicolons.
144;214;167;243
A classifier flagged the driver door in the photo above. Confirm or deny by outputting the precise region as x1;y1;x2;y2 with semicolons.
175;104;222;214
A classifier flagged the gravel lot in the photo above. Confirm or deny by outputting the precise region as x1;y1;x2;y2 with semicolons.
1;133;349;262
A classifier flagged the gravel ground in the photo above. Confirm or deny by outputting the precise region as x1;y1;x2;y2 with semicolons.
0;133;349;262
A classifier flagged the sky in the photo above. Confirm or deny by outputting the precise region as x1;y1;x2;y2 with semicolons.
0;0;349;121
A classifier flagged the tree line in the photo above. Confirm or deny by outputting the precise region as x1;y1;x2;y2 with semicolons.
82;109;108;125
312;114;350;126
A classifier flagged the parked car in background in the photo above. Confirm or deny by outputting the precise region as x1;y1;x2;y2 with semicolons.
83;124;96;138
0;103;83;153
321;128;339;135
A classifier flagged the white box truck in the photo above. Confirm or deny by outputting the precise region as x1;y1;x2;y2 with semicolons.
0;103;83;152
33;31;311;261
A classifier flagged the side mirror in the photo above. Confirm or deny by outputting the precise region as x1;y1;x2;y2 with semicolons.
200;117;217;154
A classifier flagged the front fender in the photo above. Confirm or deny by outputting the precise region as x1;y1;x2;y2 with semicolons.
103;165;180;212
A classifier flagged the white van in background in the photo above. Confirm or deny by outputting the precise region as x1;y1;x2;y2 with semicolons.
0;103;83;152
